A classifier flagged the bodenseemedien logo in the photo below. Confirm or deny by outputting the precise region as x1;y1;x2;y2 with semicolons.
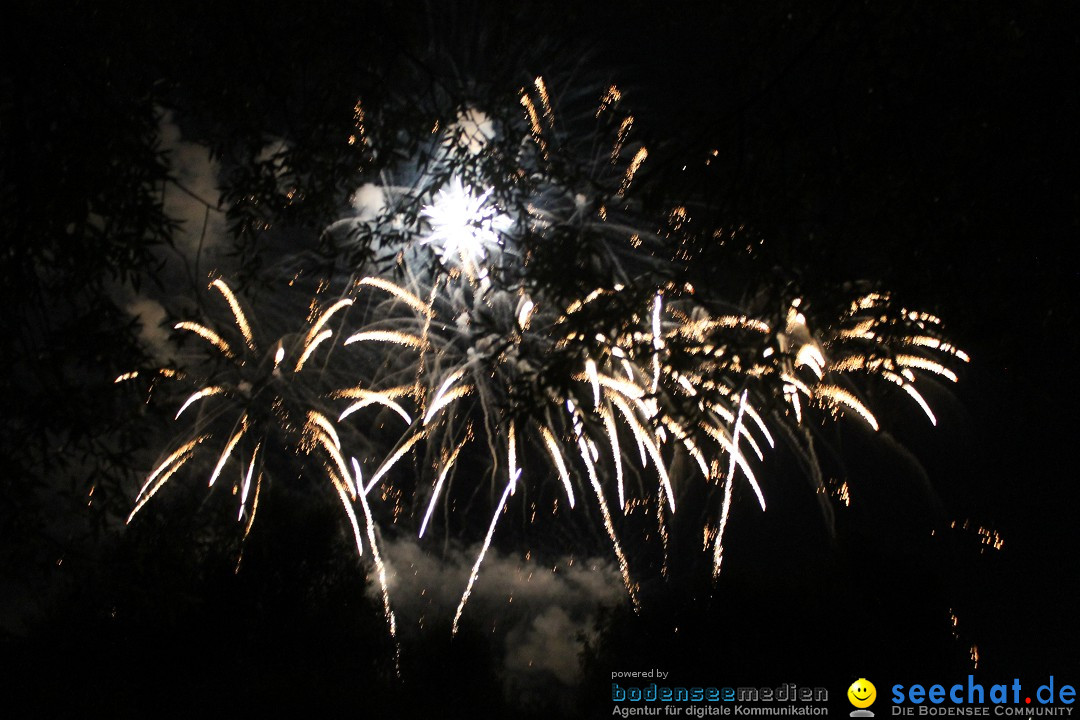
610;678;830;716
849;679;878;717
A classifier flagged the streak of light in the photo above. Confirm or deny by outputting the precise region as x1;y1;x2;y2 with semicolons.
174;321;233;358
211;279;256;352
539;425;575;509
209;417;247;487
359;277;432;318
713;390;748;577
452;477;515;636
175;386;224;419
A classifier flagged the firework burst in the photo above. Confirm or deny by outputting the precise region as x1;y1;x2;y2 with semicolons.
126;75;967;641
123;280;356;535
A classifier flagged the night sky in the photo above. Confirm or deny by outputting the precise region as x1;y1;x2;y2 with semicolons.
2;2;1077;717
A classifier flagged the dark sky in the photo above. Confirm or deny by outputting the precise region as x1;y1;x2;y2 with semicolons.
2;1;1078;716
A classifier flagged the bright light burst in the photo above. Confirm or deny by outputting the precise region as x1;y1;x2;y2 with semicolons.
125;76;968;644
420;177;511;280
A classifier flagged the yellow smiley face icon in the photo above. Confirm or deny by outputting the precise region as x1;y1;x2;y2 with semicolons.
848;679;877;708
